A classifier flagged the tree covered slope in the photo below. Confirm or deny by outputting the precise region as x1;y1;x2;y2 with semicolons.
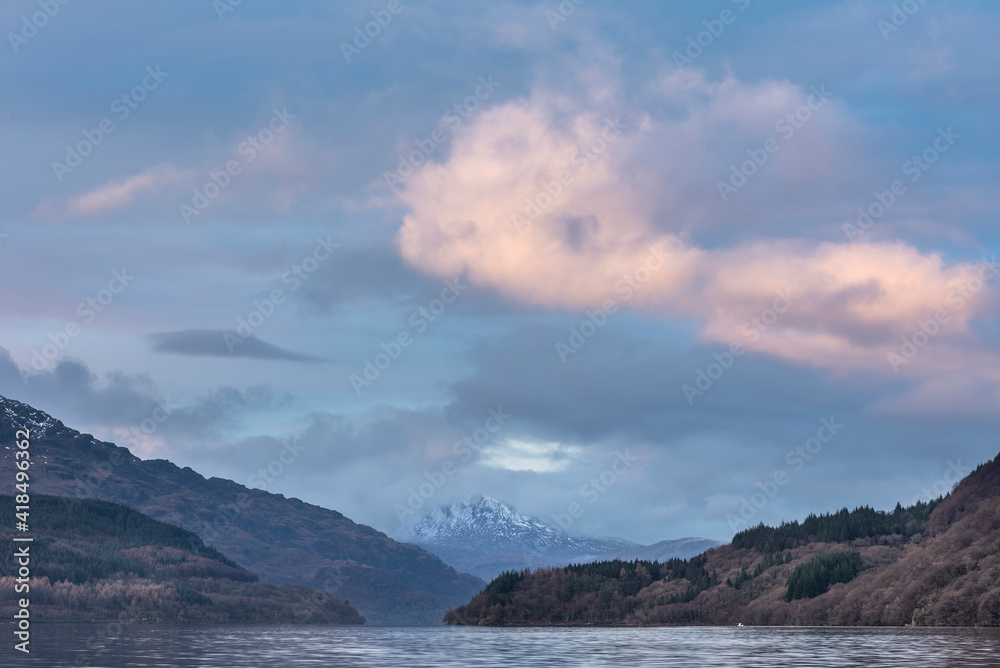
0;494;364;624
446;454;1000;627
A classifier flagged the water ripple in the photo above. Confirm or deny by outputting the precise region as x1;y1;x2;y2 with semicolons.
10;624;1000;667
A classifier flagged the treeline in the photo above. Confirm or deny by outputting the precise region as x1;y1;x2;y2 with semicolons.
450;556;724;625
0;494;237;566
785;550;866;601
0;495;245;584
0;576;365;624
729;551;792;590
732;501;940;553
561;555;719;602
0;494;364;624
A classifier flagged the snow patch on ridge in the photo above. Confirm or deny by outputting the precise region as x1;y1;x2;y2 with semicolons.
406;494;637;557
0;395;60;438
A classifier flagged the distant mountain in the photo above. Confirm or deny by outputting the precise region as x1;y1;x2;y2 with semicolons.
0;494;364;624
0;395;484;625
609;537;726;563
403;495;721;581
446;453;1000;627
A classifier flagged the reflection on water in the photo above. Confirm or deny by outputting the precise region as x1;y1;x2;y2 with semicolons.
5;624;1000;667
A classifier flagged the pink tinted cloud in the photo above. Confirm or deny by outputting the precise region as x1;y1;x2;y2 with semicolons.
65;163;192;217
32;124;331;223
395;72;996;376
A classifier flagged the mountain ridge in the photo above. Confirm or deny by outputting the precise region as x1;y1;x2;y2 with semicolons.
0;394;484;625
404;495;721;580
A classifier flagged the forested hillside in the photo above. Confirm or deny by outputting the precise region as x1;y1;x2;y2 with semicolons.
0;495;364;624
446;454;1000;627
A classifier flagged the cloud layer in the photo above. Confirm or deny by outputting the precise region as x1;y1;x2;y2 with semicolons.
396;71;996;378
2;0;998;544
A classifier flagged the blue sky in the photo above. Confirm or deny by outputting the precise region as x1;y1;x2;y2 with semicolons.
1;0;998;544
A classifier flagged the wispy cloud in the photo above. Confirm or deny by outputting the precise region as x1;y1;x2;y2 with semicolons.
149;330;323;362
35;163;192;219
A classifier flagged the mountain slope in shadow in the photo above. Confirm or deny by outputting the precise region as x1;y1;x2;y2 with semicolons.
0;395;484;625
0;494;364;624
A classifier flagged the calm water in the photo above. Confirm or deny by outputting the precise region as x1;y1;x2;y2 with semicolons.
4;625;1000;667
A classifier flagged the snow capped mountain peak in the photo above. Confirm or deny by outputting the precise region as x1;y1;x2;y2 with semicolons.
402;495;721;581
405;495;637;561
408;495;562;549
0;395;61;438
451;494;511;514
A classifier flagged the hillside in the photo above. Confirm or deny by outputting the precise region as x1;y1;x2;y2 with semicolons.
0;494;363;624
445;453;1000;627
0;395;484;624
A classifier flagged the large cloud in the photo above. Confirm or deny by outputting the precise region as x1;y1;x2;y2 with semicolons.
395;70;996;375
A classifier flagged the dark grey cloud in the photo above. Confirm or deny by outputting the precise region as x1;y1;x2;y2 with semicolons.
0;347;288;450
442;319;856;444
296;243;531;319
296;245;435;313
0;349;159;428
428;320;1000;536
148;330;322;361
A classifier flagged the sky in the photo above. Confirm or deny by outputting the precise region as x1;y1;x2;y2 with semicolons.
1;0;998;545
